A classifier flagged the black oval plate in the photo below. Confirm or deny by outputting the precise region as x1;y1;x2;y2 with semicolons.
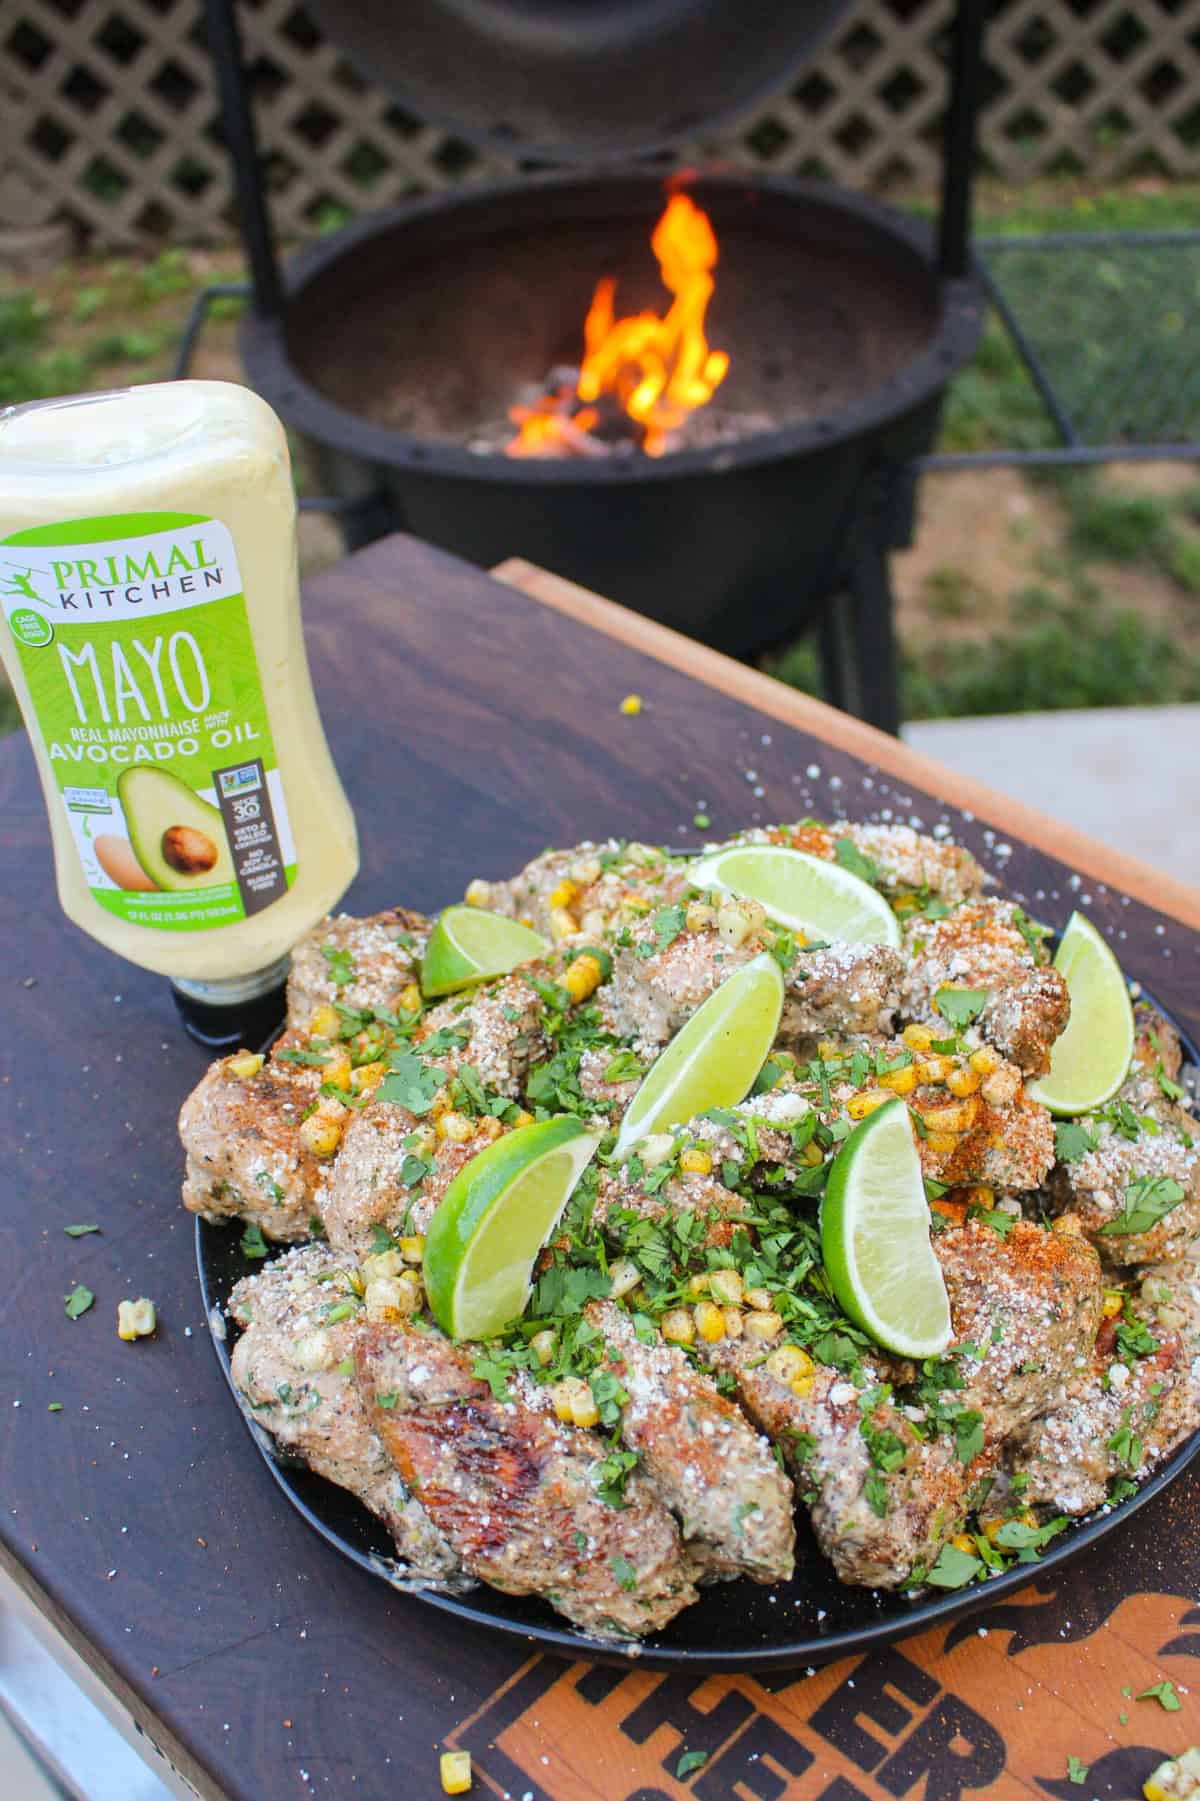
196;997;1200;1671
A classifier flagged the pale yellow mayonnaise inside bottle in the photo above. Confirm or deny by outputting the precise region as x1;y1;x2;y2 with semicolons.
0;380;358;993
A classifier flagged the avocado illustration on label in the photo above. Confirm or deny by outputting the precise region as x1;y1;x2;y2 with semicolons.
117;766;235;893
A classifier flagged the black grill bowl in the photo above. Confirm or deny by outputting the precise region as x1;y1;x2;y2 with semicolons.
241;172;983;658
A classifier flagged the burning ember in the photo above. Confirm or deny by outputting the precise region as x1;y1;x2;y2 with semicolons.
507;193;729;459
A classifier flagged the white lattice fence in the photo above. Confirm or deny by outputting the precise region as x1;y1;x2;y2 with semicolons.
4;0;1200;248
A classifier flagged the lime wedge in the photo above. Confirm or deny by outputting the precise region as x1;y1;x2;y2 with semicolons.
421;905;549;998
423;1117;602;1340
688;843;900;948
820;1097;951;1358
1027;910;1134;1117
613;952;785;1160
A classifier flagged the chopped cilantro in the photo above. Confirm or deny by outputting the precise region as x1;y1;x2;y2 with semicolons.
376;1391;398;1410
471;1356;513;1401
1136;1679;1182;1712
276;1047;331;1068
1156;1064;1184;1102
692;814;711;830
375;1051;447;1115
992;1516;1067;1559
610;1554;638;1592
399;1153;434;1189
1066;1756;1088;1785
603;1050;642;1084
676;1750;708;1779
864;1471;890;1518
934;986;989;1028
1099;1175;1185;1237
636;904;687;959
64;1284;94;1320
240;1222;269;1260
953;1410;985;1465
595;1447;639;1507
320;943;356;987
977;1206;1016;1239
1115;1312;1158;1362
63;1223;100;1237
768;929;799;973
334;1356;355;1377
1107;1411;1144;1471
834;837;879;886
1012;907;1051;959
925;1542;983;1588
1055;1120;1099;1164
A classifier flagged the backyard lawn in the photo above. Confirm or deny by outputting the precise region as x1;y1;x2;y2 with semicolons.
3;175;1199;738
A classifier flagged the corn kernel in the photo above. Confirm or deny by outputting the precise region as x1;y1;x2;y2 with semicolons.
685;899;717;932
437;1110;475;1143
684;1271;711;1300
398;982;422;1014
964;1186;995;1211
571;1389;601;1429
530;1329;558;1367
363;1248;405;1282
300;1114;343;1159
708;1268;744;1307
639;1132;676;1170
548;906;578;942
767;1345;813;1385
878;1063;918;1095
549;878;580;910
513;1109;535;1127
924;1130;959;1155
475;1115;504;1143
968;1045;1001;1075
323;1051;353;1090
981;1065;1020;1107
564;954;603;1003
552;1376;590;1422
464;879;491;909
919;1095;980;1135
722;1307;745;1338
365;1273;421;1322
945;1064;982;1098
441;1751;472;1795
679;1147;713;1176
951;1533;977;1556
399;1235;425;1264
661;1309;696;1346
847;1089;891;1121
1141;1275;1172;1306
1102;1291;1124;1319
619;694;643;715
744;1287;772;1312
817;1040;841;1061
802;1140;825;1167
717;897;766;948
570;856;602;886
694;1300;727;1342
350;1060;388;1095
579;907;607;937
117;1297;156;1341
743;1309;784;1342
1051;1213;1085;1238
1158;1304;1186;1330
791;1374;815;1398
308;1003;340;1039
608;1258;641;1300
228;1051;264;1080
916;1055;952;1084
903;1024;934;1053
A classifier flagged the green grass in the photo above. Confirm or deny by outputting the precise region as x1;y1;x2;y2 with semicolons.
766;580;1200;721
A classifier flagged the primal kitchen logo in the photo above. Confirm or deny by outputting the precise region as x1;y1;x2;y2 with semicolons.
0;519;241;625
443;1591;1197;1801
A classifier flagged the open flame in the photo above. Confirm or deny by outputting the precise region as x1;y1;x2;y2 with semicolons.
508;193;729;459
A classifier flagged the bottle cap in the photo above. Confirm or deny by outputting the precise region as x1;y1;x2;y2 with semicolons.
171;955;291;1050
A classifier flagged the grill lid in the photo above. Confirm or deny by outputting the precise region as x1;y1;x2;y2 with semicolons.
302;0;852;161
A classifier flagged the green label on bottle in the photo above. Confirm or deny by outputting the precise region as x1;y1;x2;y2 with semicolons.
0;511;297;931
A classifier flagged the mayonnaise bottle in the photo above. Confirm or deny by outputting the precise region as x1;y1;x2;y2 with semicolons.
0;380;358;1040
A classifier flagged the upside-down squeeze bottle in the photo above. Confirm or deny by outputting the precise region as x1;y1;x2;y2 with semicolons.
0;380;358;1044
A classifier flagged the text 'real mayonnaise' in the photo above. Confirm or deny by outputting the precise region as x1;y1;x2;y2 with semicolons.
0;381;358;1005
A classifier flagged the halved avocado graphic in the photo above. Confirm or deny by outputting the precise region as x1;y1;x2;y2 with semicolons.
117;765;235;893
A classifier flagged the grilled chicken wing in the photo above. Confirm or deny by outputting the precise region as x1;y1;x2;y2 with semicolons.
468;840;688;941
180;1049;326;1241
1046;1068;1200;1266
287;908;431;1025
355;1325;703;1638
734;821;985;908
228;1247;458;1581
324;1103;508;1253
900;899;1069;1077
415;972;549;1098
586;1301;795;1584
1004;1327;1200;1516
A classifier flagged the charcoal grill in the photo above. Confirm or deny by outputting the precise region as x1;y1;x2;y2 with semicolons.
194;0;991;733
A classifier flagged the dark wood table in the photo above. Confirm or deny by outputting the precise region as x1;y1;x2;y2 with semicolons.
2;534;1199;1801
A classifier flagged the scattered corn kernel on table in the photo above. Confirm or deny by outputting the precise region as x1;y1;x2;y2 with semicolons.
2;533;1199;1801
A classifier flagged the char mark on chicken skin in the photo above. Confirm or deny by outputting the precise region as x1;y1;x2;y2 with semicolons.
355;1324;704;1639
